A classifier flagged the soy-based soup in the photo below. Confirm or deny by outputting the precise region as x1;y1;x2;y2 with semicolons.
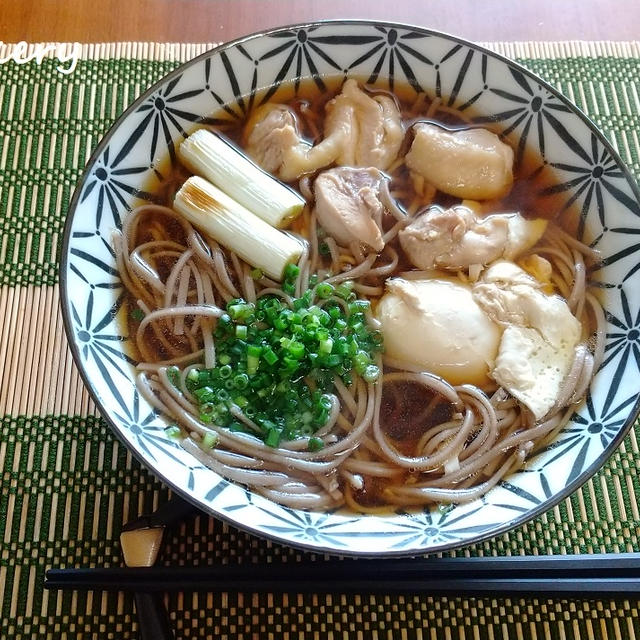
115;78;602;512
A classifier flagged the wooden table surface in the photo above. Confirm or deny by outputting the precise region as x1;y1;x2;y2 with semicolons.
1;0;639;43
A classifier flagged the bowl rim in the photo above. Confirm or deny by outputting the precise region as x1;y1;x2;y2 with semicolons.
60;19;640;556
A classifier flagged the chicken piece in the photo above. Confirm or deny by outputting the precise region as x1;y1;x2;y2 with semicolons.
244;104;343;182
314;167;387;252
472;261;582;419
244;104;307;176
244;80;403;182
324;79;403;171
405;123;514;199
398;205;547;271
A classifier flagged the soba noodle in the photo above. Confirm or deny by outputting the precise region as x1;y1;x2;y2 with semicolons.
114;83;603;511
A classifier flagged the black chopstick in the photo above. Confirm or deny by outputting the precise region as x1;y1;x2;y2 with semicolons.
134;592;174;640
45;553;640;596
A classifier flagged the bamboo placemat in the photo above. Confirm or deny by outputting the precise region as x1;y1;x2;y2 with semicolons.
1;40;640;640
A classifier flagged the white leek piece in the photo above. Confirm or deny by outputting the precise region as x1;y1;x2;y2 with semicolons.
179;128;305;228
174;176;303;281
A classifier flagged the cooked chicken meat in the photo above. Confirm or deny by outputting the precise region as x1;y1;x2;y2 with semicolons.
323;79;403;171
244;104;306;175
313;167;387;252
244;80;403;181
405;123;514;199
399;205;547;270
245;104;343;181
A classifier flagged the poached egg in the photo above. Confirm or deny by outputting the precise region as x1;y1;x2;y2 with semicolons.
376;275;501;387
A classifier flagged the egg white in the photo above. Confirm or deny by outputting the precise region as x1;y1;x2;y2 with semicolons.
376;276;502;387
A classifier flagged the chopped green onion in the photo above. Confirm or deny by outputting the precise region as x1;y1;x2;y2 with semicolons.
334;318;347;332
130;308;144;322
233;395;249;408
284;263;300;281
349;299;370;313
178;266;383;446
201;432;219;450
234;373;249;390
287;341;305;359
228;302;254;321
335;281;353;300
164;425;182;440
194;386;215;402
263;348;278;365
353;351;370;374
247;355;260;376
307;437;323;451
324;354;341;368
265;428;281;448
274;312;290;331
315;282;334;299
247;345;262;358
319;338;333;355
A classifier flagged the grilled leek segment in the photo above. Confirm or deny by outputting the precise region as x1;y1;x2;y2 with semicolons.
179;129;305;228
174;176;304;281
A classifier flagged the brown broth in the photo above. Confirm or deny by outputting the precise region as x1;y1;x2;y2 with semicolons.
126;75;589;341
213;77;574;222
121;78;595;512
125;75;588;362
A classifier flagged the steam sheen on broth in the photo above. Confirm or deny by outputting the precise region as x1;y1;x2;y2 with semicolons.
114;79;603;512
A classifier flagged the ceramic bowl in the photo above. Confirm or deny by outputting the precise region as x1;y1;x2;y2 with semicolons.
61;21;640;555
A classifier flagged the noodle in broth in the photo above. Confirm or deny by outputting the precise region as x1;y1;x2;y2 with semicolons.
114;80;602;512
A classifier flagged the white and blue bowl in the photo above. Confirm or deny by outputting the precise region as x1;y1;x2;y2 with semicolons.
61;21;640;556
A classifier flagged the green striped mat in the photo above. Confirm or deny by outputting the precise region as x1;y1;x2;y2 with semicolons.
1;40;640;640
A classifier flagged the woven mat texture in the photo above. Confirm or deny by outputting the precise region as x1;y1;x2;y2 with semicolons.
1;40;640;640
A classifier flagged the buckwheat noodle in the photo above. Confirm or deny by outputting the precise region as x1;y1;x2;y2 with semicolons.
114;94;603;512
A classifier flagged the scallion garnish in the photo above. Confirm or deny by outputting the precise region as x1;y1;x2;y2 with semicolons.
184;270;383;445
164;425;182;440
